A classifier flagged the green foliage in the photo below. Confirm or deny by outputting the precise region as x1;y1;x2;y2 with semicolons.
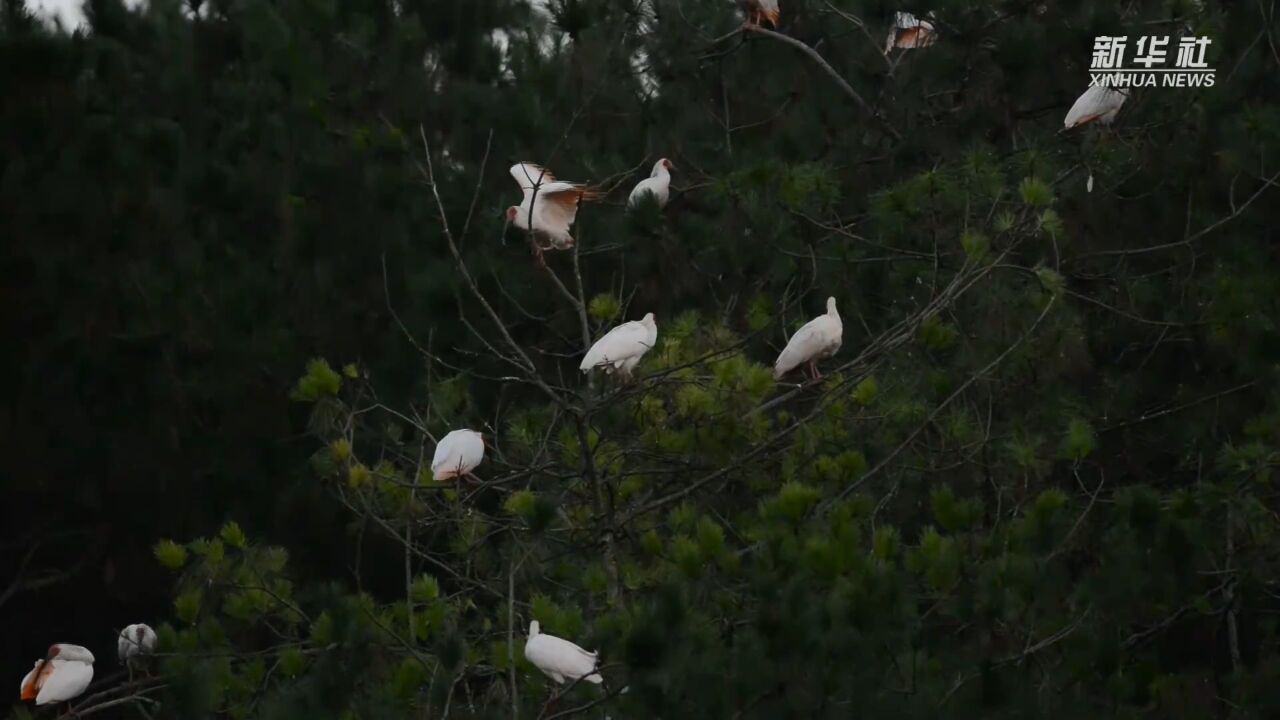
780;162;840;214
155;539;189;570
174;590;202;624
291;358;342;401
503;489;536;518
852;376;879;405
309;612;334;646
7;0;1280;716
1019;176;1053;207
1036;266;1066;296
767;482;821;523
907;527;961;591
278;648;306;678
1060;417;1097;460
960;229;990;261
1040;208;1065;239
410;574;440;603
220;521;247;549
931;485;981;532
589;293;621;322
919;316;959;351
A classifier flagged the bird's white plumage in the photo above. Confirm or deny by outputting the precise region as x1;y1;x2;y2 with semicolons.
118;624;157;662
628;159;673;209
431;429;485;480
774;297;843;379
1064;86;1127;128
20;645;94;706
508;163;594;249
885;12;937;52
580;313;658;377
524;621;602;685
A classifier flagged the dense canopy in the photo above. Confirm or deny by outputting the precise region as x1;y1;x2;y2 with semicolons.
5;0;1280;717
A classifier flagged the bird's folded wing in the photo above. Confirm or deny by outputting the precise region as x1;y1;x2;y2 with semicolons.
431;442;455;471
1065;87;1121;126
600;322;650;355
37;663;92;704
776;324;822;367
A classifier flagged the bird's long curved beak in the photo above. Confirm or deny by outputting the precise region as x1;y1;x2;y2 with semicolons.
501;216;511;245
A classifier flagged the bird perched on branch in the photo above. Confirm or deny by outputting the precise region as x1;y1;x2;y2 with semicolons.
580;313;658;379
431;429;485;481
1064;86;1128;191
774;297;843;380
524;621;603;685
19;644;94;706
740;0;780;28
118;623;157;663
506;163;600;267
885;12;937;53
1063;86;1128;129
628;158;674;210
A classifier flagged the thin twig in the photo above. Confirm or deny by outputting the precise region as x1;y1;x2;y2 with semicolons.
742;25;902;141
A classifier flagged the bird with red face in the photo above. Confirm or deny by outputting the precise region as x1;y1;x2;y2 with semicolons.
628;158;675;210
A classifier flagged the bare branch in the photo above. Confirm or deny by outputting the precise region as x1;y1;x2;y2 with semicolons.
741;25;902;141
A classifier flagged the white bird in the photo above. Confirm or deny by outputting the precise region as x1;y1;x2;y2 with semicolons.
506;163;599;264
774;297;843;380
1063;86;1128;129
431;429;485;481
740;0;779;28
885;12;937;53
117;624;157;662
19;644;94;706
580;313;658;378
524;621;602;685
627;158;674;210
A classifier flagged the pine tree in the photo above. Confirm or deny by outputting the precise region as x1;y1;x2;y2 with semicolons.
4;0;1280;717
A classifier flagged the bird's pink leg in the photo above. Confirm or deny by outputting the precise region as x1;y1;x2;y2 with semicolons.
809;360;822;380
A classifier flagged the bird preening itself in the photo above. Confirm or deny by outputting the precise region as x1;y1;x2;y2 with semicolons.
740;0;779;28
118;623;157;680
1063;86;1128;129
506;163;600;267
118;623;157;663
431;429;486;481
774;297;843;380
524;621;603;686
627;158;674;210
20;644;95;706
580;313;658;379
885;12;937;53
